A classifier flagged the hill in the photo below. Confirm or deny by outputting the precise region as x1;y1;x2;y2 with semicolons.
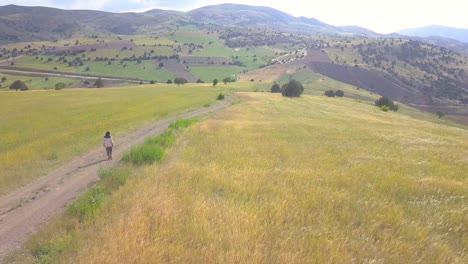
1;4;468;122
399;25;468;43
8;92;467;263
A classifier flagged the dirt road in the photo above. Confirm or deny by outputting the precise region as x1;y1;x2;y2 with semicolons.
0;98;232;260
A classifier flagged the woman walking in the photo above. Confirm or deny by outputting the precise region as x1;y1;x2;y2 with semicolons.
103;131;114;160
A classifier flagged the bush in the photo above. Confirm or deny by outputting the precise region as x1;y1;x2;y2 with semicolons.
281;79;304;98
271;83;281;93
149;80;155;84
94;78;104;88
324;90;335;97
174;77;187;85
55;82;66;90
436;111;445;118
217;92;225;100
375;96;398;112
213;79;218;87
335;90;344;97
167;79;173;84
222;77;235;84
9;80;28;91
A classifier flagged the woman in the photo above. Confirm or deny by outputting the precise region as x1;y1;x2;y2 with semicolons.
103;131;114;160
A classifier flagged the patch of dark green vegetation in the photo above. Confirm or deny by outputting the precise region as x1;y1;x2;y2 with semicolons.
122;119;197;165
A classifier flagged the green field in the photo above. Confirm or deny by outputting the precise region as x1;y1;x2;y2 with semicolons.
0;74;81;90
8;91;467;263
78;60;174;81
190;65;245;82
0;85;218;195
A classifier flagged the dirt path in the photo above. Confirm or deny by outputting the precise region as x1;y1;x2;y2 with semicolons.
0;98;232;260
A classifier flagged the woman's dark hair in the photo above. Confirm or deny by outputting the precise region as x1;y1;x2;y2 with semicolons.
104;131;111;138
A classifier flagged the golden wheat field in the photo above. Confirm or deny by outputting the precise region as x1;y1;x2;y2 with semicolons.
7;92;468;263
0;85;217;195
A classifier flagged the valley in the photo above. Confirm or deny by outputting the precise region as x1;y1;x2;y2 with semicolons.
0;3;467;263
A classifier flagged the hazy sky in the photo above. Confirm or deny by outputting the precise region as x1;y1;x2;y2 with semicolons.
1;0;467;33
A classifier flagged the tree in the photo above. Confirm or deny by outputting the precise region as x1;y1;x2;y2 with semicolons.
271;83;281;93
196;79;204;83
85;66;90;72
281;79;304;98
167;79;173;84
213;79;218;87
223;77;234;84
55;82;66;90
158;62;164;68
150;80;155;84
335;90;344;97
324;90;335;97
174;77;187;85
1;76;6;82
94;78;104;88
9;80;28;91
375;96;398;112
436;111;445;118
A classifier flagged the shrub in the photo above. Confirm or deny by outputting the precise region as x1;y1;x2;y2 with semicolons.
281;79;304;98
222;77;235;84
213;79;218;87
150;80;155;84
335;90;344;97
271;83;281;93
324;90;335;97
55;82;66;90
217;92;225;100
436;111;445;118
94;78;104;88
375;96;398;112
9;80;28;91
174;77;187;85
167;79;173;84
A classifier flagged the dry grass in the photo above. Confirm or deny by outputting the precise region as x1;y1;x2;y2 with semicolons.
0;85;217;195
8;92;468;263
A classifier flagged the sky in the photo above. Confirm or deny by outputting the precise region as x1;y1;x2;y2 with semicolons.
1;0;467;34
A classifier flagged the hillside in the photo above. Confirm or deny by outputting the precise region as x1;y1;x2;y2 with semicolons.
399;25;468;43
7;92;467;263
1;4;468;123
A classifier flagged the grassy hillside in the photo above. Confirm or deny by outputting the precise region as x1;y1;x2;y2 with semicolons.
9;92;467;263
0;85;218;195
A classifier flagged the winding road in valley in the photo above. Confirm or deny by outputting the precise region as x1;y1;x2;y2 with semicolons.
0;97;232;260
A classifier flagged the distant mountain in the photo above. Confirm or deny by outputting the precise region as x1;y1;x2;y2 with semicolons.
187;4;340;34
0;4;379;44
338;26;381;38
399;25;468;43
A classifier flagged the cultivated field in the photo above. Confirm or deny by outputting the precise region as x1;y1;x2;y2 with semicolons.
9;92;467;263
0;85;218;195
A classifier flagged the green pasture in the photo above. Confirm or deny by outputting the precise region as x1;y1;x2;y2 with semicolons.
0;73;81;90
11;56;76;72
0;84;218;195
78;60;174;81
190;65;245;82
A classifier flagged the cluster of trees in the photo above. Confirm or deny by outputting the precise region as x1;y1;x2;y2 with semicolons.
375;96;398;112
324;90;344;97
271;80;304;98
9;80;28;91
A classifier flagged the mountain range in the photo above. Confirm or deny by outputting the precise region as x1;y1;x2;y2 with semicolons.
399;25;468;44
0;4;466;48
1;3;467;119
